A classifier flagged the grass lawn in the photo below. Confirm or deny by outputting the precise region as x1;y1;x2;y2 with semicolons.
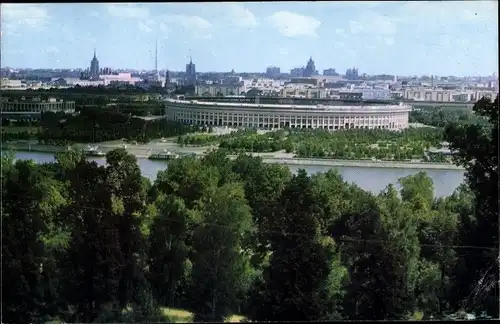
161;307;246;323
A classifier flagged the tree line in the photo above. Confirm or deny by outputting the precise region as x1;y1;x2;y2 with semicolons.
35;109;195;145
410;105;488;128
3;88;166;115
2;96;498;323
22;84;159;95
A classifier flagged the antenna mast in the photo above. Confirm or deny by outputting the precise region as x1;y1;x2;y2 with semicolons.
155;37;159;80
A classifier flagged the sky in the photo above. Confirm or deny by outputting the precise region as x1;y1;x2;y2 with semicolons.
1;1;498;76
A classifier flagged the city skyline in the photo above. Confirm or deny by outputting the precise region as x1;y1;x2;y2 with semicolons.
1;2;498;76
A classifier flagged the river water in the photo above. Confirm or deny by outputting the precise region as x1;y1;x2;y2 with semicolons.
6;151;466;198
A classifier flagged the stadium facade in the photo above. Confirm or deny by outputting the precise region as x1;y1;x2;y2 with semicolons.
164;98;411;130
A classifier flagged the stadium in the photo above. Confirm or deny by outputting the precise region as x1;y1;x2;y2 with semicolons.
164;97;411;130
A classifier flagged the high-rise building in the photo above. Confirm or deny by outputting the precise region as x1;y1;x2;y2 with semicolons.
185;57;197;86
323;68;338;76
89;49;100;80
303;57;316;77
101;67;112;75
291;67;305;77
266;66;281;78
345;67;359;80
165;70;170;88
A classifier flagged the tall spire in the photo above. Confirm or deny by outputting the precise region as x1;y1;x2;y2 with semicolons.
93;48;96;59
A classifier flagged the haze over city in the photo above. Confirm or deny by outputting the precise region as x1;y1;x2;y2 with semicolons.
1;1;498;76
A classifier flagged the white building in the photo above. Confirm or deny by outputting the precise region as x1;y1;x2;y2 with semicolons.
195;84;244;96
101;73;142;86
64;78;104;87
164;98;410;130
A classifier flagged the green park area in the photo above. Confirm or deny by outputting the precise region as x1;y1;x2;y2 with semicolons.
177;127;450;163
1;96;498;322
220;128;442;160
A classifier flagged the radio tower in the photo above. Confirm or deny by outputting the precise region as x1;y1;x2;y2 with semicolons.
155;37;159;82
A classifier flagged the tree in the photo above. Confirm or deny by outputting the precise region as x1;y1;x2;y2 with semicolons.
202;150;239;186
252;170;344;321
231;155;292;268
333;185;419;320
148;195;193;307
155;156;219;209
444;96;499;316
399;171;435;210
104;149;149;309
59;160;123;322
377;185;420;318
188;182;254;322
1;160;67;323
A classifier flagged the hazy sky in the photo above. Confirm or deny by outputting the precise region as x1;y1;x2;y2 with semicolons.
1;2;498;76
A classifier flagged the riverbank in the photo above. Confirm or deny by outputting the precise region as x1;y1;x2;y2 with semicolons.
2;142;465;170
256;157;465;170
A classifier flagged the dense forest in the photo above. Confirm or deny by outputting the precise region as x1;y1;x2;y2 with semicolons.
1;96;498;322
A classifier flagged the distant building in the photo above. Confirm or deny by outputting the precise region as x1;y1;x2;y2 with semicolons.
164;70;176;91
289;78;318;86
323;68;339;76
100;67;112;75
290;67;305;77
101;73;141;86
312;75;343;85
303;57;316;77
345;67;359;80
185;57;197;86
65;79;104;87
220;76;242;85
266;66;281;78
339;92;363;100
195;84;243;97
0;78;24;89
89;49;100;80
280;87;327;99
404;89;453;102
1;97;76;121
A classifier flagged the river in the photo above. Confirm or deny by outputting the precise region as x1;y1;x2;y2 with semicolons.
6;151;466;198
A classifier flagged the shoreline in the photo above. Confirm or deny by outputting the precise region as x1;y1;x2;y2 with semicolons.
2;142;465;171
258;158;465;170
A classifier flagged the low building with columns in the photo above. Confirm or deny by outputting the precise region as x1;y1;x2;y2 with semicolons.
1;97;76;121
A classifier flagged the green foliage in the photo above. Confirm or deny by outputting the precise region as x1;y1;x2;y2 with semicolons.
444;95;499;316
252;170;346;321
218;127;443;161
177;133;220;146
148;195;193;307
1;96;497;322
38;110;194;144
189;183;254;321
410;105;488;127
1;129;39;142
